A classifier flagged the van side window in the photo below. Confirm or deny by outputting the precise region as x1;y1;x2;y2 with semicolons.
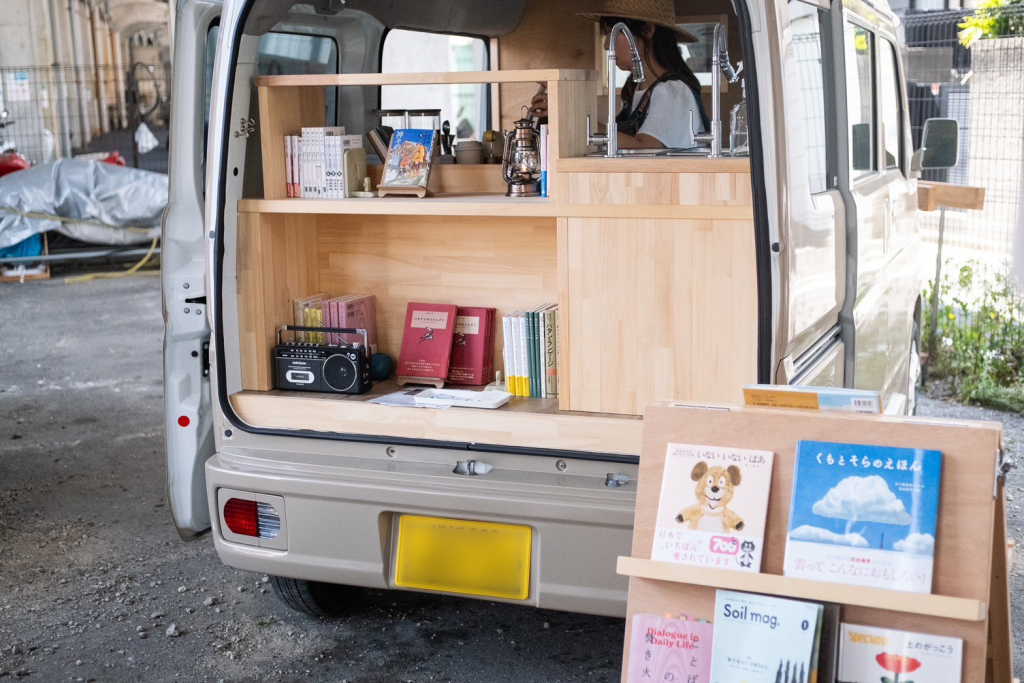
845;23;875;177
788;2;830;194
381;30;489;141
878;40;903;173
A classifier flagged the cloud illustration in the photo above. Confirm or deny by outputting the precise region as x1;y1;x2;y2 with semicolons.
790;524;869;547
893;532;935;556
811;475;912;525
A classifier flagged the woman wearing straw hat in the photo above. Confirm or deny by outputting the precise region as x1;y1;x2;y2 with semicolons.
529;0;711;150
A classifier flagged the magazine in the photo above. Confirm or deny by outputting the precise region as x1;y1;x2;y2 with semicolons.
837;623;962;683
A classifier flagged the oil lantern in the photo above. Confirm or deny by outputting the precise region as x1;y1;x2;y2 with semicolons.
502;107;541;198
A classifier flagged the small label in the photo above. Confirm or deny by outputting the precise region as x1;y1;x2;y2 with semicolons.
455;315;480;335
411;310;450;329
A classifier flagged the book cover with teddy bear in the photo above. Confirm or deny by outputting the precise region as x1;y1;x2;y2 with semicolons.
651;443;775;573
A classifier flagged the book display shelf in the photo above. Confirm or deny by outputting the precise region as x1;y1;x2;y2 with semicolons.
234;68;759;456
618;404;1013;682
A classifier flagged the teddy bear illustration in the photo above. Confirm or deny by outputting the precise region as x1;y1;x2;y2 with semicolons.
675;460;745;533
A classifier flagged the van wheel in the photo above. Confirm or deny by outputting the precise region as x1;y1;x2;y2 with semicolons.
269;576;361;617
907;324;922;416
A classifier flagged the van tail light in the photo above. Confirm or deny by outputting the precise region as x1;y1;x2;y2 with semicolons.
223;498;280;539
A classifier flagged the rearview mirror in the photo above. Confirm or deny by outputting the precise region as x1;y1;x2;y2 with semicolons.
914;118;960;171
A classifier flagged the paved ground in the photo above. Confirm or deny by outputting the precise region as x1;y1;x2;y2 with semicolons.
0;275;1021;682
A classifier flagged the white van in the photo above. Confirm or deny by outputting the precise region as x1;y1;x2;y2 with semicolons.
163;0;957;617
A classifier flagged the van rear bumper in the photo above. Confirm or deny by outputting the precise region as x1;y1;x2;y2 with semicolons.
205;449;635;617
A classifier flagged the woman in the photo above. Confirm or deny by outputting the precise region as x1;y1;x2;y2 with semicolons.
530;0;711;150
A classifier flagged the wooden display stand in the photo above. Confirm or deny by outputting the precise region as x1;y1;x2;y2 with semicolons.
618;404;1013;682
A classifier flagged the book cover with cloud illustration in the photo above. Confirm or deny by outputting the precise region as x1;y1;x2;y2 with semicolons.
837;623;962;683
784;441;942;594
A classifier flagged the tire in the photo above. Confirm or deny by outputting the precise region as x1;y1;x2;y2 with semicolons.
269;576;362;617
907;323;922;416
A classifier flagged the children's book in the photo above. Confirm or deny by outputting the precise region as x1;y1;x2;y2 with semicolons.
709;590;823;682
397;302;458;384
784;441;942;594
837;623;963;683
743;385;881;414
626;614;713;683
651;443;775;573
378;128;436;197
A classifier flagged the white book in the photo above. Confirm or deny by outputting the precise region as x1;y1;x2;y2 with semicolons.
325;133;337;199
297;136;306;198
501;315;514;394
300;128;310;197
511;312;526;397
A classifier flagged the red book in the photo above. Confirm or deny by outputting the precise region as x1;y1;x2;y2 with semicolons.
447;307;496;385
397;302;459;381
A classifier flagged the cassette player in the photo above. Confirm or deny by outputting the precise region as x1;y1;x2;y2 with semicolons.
274;326;372;395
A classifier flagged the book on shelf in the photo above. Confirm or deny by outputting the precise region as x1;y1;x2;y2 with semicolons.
291;293;328;343
651;443;774;572
512;312;528;397
322;294;377;352
285;128;363;199
540;123;549;197
625;613;713;683
743;384;882;414
837;623;963;683
709;589;824;682
502;315;515;395
784;440;942;594
447;307;496;385
378;129;436;197
397;302;459;382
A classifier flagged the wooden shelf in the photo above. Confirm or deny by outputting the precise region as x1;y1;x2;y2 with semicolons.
556;156;751;174
254;68;596;87
617;556;988;622
230;379;643;456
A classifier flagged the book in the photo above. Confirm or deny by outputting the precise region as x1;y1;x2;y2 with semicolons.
743;385;881;414
447;307;496;385
651;443;775;572
837;624;963;683
784;440;942;594
291;293;327;342
512;312;528;397
542;304;557;397
540;124;548;197
323;294;377;351
502;315;515;393
284;135;294;198
379;128;436;197
527;308;538;397
625;614;713;683
709;590;823;682
397;302;458;382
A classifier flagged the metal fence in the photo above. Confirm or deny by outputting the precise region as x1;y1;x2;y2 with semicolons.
0;63;171;174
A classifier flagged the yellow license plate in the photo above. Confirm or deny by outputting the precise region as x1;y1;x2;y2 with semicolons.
394;515;532;601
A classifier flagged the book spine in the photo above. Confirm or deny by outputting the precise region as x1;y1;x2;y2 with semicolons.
290;136;299;198
326;134;336;199
501;316;513;393
552;307;559;398
301;131;310;198
533;310;542;398
540;124;548;198
528;310;537;398
539;309;547;398
319;128;327;198
544;307;556;397
523;312;532;398
513;314;526;397
293;297;305;342
284;136;292;198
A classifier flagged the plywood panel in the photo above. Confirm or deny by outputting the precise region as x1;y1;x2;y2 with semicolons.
562;217;758;414
553;171;753;207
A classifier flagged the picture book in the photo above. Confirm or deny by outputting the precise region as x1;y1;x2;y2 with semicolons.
743;385;881;414
447;307;495;385
397;302;458;382
651;443;775;573
837;623;962;683
710;590;823;682
379;128;435;196
626;614;713;683
784;441;942;594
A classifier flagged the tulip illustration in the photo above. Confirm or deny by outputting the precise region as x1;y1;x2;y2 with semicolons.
875;652;922;683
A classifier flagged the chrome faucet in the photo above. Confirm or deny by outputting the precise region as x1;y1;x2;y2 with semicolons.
691;23;742;157
587;22;644;158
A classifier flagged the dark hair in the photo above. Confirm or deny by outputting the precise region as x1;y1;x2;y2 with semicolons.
599;17;702;96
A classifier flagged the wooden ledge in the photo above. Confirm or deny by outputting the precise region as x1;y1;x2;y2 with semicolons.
254;69;596;87
556;156;751;174
616;556;988;622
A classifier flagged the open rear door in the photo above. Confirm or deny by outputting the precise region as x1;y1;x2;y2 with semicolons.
162;0;221;537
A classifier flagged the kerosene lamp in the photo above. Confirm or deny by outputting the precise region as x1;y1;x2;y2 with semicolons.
502;107;541;198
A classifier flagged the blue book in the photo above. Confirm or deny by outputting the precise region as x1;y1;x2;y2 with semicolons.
784;440;942;594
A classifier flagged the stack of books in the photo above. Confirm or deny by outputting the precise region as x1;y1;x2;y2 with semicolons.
284;127;363;199
501;305;559;399
291;293;377;352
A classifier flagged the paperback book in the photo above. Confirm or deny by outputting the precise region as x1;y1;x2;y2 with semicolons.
651;443;775;572
837;623;962;683
709;590;823;682
397;302;458;382
626;614;713;683
379;128;435;197
447;307;496;385
784;440;942;594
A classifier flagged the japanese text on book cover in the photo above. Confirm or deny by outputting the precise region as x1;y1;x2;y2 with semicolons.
838;623;962;683
381;129;435;189
784;441;942;594
651;443;775;572
626;614;713;683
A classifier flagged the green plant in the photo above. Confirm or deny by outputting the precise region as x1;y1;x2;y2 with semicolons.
959;0;1024;48
924;262;1024;412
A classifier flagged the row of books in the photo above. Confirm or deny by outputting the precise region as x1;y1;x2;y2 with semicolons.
292;293;379;352
501;305;558;399
395;303;495;385
627;590;963;682
652;439;942;596
284;127;364;199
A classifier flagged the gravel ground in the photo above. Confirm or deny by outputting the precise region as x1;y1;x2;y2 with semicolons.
0;275;1020;682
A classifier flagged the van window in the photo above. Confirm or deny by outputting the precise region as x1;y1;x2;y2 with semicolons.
878;40;903;172
380;30;489;141
844;23;875;177
788;2;829;194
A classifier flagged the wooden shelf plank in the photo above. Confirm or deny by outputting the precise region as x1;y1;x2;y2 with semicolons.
617;556;988;622
237;197;755;220
556;156;751;174
254;69;596;87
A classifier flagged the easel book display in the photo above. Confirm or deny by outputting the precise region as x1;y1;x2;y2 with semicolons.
617;405;1012;682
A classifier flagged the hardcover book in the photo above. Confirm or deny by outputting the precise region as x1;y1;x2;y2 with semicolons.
379;128;435;197
651;443;775;572
324;294;377;352
447;307;495;385
397;302;458;382
784;441;942;594
709;590;823;682
626;614;713;683
838;624;962;683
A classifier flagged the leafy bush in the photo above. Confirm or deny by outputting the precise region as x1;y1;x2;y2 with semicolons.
959;0;1024;48
924;262;1024;412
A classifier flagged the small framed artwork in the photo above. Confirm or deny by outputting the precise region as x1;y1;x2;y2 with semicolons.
378;128;436;198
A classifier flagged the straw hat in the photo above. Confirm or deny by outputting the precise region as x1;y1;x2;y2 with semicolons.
579;0;698;43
